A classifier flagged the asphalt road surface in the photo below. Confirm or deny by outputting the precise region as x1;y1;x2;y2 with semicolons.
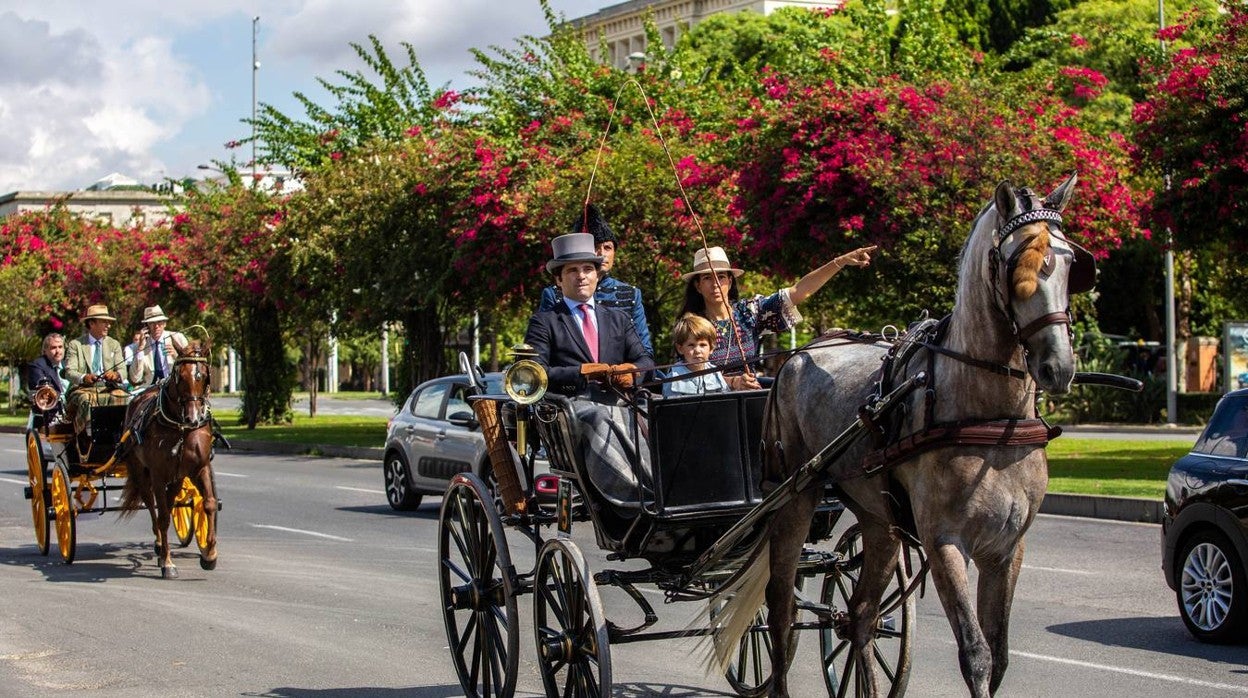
0;435;1242;697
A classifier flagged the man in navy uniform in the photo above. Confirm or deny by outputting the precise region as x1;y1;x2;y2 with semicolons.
538;204;653;356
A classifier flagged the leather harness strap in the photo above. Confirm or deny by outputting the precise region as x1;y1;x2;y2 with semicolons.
862;418;1061;473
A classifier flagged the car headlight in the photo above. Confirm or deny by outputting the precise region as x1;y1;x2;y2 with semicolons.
504;359;547;404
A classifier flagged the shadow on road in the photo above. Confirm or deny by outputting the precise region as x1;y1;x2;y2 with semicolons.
0;540;212;583
247;683;738;697
1048;616;1248;667
247;686;467;697
336;504;441;521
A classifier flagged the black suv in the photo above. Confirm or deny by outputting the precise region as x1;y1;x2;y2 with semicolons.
1161;388;1248;643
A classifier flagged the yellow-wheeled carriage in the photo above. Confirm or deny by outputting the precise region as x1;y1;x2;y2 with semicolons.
23;399;210;564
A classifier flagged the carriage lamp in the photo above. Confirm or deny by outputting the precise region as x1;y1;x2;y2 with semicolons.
504;359;547;405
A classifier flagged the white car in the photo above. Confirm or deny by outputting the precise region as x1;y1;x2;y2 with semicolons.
382;372;554;510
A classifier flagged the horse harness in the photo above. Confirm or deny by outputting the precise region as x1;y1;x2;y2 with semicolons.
126;355;212;458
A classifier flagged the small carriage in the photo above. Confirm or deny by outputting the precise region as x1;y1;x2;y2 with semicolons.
23;359;217;570
437;351;926;697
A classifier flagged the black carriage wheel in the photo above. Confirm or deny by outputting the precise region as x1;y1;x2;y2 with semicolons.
820;524;914;698
717;577;803;697
50;462;77;565
438;473;519;698
26;430;50;556
533;538;612;698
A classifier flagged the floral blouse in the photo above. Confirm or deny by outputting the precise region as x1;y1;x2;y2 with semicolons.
708;289;802;372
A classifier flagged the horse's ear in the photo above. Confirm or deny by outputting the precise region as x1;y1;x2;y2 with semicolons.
1044;172;1078;212
994;180;1018;220
174;339;189;357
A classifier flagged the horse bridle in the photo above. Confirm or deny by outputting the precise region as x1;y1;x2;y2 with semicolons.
988;187;1096;345
157;355;212;431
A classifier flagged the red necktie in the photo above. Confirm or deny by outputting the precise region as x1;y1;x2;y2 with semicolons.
578;304;598;362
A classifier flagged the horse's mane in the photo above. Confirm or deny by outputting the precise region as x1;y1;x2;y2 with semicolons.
1011;227;1051;300
955;200;1053;308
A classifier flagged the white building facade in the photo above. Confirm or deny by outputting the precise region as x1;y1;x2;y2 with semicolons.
573;0;842;69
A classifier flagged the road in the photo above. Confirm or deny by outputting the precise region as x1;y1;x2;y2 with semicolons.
0;435;1241;697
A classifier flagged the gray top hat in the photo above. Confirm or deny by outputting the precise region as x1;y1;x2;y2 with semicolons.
546;233;604;274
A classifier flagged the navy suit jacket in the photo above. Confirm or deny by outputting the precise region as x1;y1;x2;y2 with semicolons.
25;355;64;395
524;301;654;396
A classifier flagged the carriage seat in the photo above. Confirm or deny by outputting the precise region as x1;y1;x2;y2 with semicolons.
646;389;769;518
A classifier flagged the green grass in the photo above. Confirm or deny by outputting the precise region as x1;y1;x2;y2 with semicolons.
1046;438;1192;499
4;403;1193;498
214;410;388;448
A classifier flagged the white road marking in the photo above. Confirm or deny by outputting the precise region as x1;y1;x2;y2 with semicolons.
336;486;382;495
250;524;353;542
1011;648;1248;693
0;477;29;485
214;471;247;478
1021;564;1094;575
3;448;25;454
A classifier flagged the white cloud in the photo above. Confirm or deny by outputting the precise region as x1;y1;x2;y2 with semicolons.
0;0;607;193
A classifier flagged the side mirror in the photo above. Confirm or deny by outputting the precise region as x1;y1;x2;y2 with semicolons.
447;411;479;430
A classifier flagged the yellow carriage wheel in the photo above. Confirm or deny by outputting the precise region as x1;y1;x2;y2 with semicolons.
49;463;76;564
26;431;50;556
172;478;198;548
193;472;217;552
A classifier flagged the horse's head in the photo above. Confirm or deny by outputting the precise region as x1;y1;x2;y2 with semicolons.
168;339;212;429
982;173;1095;394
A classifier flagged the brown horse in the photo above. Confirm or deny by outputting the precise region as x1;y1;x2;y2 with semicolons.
119;339;218;579
711;174;1095;696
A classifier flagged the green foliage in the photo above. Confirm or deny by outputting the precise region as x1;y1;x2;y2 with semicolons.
250;35;445;173
1042;326;1167;423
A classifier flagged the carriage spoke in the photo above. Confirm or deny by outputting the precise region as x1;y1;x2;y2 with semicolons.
873;642;898;682
456;611;479;656
442;557;473;585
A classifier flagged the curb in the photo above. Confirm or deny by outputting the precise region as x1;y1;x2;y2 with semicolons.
1040;492;1163;524
226;439;383;461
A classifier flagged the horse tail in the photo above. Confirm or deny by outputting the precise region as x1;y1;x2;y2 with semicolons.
117;457;146;520
698;535;772;674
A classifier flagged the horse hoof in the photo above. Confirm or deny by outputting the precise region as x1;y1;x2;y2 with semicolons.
200;557;217;571
161;565;179;579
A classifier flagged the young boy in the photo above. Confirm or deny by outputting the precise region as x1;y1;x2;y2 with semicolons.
663;313;729;397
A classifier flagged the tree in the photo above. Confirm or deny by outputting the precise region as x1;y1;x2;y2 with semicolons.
168;182;297;426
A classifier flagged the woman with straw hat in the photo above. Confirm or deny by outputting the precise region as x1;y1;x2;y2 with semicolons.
675;245;876;389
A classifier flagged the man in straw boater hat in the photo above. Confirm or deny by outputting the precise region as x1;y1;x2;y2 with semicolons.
538;204;653;355
524;231;654;505
129;304;189;389
63;304;138;446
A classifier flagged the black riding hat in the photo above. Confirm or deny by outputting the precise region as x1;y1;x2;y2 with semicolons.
569;203;617;246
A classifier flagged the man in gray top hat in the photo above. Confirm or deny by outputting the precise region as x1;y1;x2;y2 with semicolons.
524;232;654;506
129;304;189;388
538;204;653;355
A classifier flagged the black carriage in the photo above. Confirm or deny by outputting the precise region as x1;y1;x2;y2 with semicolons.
437;353;924;697
22;388;210;564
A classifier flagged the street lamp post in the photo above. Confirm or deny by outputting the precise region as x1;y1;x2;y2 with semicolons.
252;16;260;188
1160;0;1178;425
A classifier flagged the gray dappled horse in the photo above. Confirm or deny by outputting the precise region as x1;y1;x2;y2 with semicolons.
714;174;1094;697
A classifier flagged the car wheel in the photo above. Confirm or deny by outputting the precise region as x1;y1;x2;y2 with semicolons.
1176;529;1248;643
384;452;423;511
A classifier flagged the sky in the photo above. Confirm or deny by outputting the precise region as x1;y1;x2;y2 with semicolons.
0;0;610;193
